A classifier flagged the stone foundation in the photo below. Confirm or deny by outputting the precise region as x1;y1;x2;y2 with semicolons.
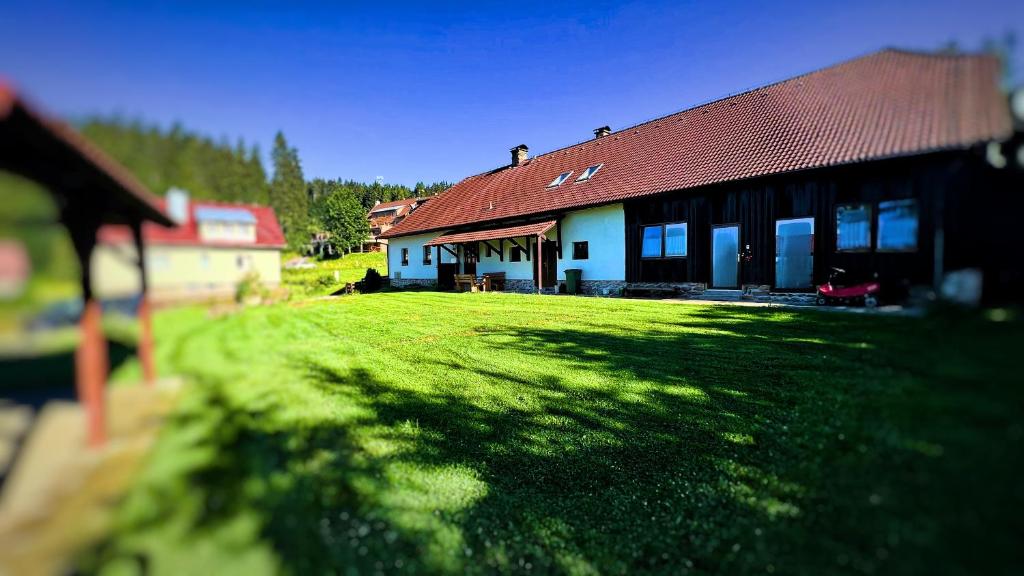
390;277;436;289
767;292;818;306
505;279;537;293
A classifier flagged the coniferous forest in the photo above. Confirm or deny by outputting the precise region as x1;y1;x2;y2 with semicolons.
75;118;451;251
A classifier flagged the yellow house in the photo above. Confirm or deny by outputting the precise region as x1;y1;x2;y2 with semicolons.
94;189;285;302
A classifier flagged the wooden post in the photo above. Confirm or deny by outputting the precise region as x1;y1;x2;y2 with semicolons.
132;223;156;386
70;223;107;447
536;233;543;293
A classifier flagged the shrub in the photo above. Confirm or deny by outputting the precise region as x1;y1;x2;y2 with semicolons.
235;271;263;304
361;268;383;293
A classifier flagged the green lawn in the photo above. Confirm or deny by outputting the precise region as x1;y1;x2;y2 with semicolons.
280;251;387;298
84;294;1022;575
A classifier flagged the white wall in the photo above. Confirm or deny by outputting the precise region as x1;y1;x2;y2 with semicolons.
387;232;454;280
386;203;626;283
555;203;625;281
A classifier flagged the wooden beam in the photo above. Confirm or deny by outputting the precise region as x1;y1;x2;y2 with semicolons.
498;239;504;261
131;224;156;386
69;219;107;448
440;244;458;257
482;240;501;260
535;233;543;293
131;223;156;387
556;217;563;259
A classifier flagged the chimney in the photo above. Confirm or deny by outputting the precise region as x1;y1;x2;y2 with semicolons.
510;144;529;166
166;187;190;225
593;126;611;139
374;200;380;206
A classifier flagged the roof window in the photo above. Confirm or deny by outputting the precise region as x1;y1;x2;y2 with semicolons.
575;164;603;182
547;171;573;188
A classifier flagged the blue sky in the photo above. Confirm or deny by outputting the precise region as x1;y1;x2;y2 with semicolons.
2;1;1021;187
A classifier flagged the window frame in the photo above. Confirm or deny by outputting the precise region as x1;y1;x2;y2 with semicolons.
876;198;919;253
575;163;604;182
640;221;688;259
509;246;522;262
834;203;873;253
401;247;409;266
547;171;573;188
572;241;589;260
422;245;432;265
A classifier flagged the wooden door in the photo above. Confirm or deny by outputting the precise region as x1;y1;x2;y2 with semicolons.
463;243;478;276
539;240;557;287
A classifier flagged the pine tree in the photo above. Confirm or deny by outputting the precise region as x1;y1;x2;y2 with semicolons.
269;131;309;250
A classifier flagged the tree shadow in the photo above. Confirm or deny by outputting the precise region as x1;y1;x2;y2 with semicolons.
77;305;1024;575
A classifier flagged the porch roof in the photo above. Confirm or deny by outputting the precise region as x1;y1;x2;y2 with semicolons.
424;220;556;246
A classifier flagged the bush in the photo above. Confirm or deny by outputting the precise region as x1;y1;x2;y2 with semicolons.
361;268;383;293
235;271;263;304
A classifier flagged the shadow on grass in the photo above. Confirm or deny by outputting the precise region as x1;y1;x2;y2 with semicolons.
78;305;1024;575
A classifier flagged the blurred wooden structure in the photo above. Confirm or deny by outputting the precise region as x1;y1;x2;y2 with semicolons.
0;81;172;447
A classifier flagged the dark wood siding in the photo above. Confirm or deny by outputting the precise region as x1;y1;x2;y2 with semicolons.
625;151;1021;301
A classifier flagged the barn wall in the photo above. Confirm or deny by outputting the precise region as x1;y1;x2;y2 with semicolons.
624;152;981;295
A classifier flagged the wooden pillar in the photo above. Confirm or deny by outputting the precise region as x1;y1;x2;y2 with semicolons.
70;222;107;447
536;233;543;293
132;223;156;386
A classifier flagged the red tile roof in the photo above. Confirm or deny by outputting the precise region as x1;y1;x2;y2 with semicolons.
99;199;286;249
369;197;422;213
383;49;1011;239
424;220;556;246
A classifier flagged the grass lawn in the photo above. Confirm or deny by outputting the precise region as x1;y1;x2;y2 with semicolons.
83;294;1022;575
280;252;387;298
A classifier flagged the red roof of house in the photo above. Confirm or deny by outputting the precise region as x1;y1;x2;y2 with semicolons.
99;199;286;248
369;197;422;213
383;49;1011;239
424;220;557;246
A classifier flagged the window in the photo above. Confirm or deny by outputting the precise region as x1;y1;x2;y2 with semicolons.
641;222;687;258
575;163;603;182
422;246;432;265
509;246;522;262
547;171;573;187
641;226;663;258
401;248;409;266
572;241;589;260
665;223;687;257
878;199;918;251
836;204;872;251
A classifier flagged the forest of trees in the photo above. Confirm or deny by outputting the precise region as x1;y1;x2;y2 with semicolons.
78;118;451;252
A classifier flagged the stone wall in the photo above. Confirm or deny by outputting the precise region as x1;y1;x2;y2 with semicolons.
390;278;436;289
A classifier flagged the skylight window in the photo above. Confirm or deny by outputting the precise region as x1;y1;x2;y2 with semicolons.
547;171;573;188
575;163;603;182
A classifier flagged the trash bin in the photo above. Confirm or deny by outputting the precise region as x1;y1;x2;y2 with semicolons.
565;268;583;295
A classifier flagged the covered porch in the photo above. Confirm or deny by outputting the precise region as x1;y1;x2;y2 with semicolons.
424;220;561;293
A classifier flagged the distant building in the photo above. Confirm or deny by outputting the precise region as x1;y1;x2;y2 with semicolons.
365;197;427;251
96;188;286;302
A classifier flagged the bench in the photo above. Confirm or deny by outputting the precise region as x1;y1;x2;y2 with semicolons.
482;272;506;292
454;274;482;292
